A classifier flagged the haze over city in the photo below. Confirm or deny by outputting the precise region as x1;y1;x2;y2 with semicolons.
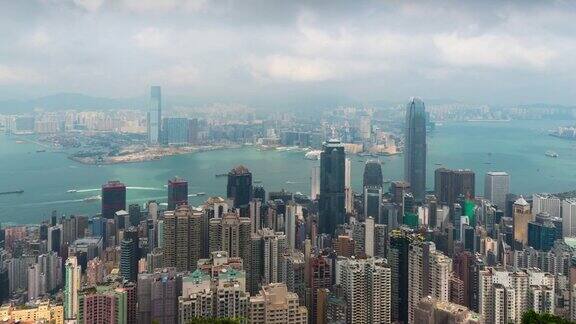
1;0;576;107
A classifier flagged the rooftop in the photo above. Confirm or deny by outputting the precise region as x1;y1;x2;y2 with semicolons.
487;171;509;176
102;180;125;188
229;165;250;175
515;196;529;206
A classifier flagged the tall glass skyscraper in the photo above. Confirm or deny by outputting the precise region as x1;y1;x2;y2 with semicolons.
363;160;383;221
227;165;253;208
101;180;126;219
148;86;162;145
319;139;346;235
404;98;427;202
167;177;188;210
163;117;189;145
363;160;383;188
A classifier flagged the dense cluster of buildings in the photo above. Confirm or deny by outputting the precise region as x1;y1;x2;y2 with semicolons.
2;97;576;324
1;87;401;160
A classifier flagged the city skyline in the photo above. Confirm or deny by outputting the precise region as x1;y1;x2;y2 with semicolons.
2;2;576;324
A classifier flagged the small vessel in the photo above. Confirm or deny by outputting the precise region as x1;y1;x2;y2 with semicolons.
0;190;24;195
304;150;322;160
215;173;228;178
196;192;206;196
83;195;101;202
545;151;559;158
435;163;442;166
383;179;391;184
36;149;46;153
67;189;78;193
254;180;262;184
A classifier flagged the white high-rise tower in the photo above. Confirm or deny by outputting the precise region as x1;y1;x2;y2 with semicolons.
484;171;510;210
64;256;81;319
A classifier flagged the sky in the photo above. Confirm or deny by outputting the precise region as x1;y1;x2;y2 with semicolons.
1;0;576;106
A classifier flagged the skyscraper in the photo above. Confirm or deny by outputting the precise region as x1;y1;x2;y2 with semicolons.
285;202;300;250
532;193;561;218
345;157;353;213
148;86;161;145
179;263;249;321
128;204;141;227
363;160;383;188
162;117;189;145
227;165;253;209
513;196;532;248
248;283;308;324
208;212;253;289
389;229;417;323
137;269;182;324
484;171;510;210
101;180;126;219
310;165;320;200
434;168;475;207
363;161;383;221
167;177;188;210
319;140;346;235
261;228;287;285
404;98;427;202
414;296;482;324
562;198;576;237
120;237;138;282
162;205;202;271
338;257;391;324
479;267;554;324
308;254;333;324
408;241;452;323
64;256;81;320
78;284;129;323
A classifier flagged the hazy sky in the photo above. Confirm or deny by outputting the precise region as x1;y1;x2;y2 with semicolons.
1;0;576;105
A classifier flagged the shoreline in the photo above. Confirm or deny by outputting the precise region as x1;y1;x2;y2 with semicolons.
68;144;242;165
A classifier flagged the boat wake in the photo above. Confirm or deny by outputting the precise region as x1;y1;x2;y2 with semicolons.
75;188;100;193
127;186;164;191
24;198;86;207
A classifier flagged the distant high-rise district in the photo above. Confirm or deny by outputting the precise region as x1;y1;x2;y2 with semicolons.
3;92;576;324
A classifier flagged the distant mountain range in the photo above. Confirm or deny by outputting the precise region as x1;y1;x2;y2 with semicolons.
0;92;574;113
0;93;146;113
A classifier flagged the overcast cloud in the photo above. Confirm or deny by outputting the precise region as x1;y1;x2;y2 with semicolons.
1;0;575;106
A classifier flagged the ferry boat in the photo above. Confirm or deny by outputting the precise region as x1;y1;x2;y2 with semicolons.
196;192;206;196
0;190;24;195
545;151;559;158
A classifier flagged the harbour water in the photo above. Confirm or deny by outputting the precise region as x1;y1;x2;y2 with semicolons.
1;120;575;224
